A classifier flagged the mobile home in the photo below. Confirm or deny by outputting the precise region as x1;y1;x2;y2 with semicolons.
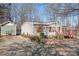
21;21;62;36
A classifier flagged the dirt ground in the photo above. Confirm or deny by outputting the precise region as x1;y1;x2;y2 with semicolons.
0;36;76;47
0;36;30;47
0;36;79;56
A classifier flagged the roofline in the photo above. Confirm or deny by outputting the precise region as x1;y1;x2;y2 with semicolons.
0;21;16;26
22;21;59;25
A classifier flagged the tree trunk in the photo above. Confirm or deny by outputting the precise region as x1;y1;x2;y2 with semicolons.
77;15;79;38
0;26;1;37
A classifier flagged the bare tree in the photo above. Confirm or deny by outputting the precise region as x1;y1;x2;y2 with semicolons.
11;3;41;34
0;3;11;24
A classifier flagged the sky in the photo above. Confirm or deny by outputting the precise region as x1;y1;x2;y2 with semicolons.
37;4;46;21
11;3;79;26
11;3;52;22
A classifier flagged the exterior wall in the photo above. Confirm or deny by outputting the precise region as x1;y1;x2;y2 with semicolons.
21;22;62;36
21;22;34;36
47;24;62;36
1;23;16;35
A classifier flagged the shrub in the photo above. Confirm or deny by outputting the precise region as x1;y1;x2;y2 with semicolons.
21;33;30;38
57;35;64;40
48;35;57;40
40;32;45;38
40;32;45;43
30;36;41;44
30;32;45;44
48;35;64;40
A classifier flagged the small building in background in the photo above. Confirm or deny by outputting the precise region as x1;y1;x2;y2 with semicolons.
0;21;16;35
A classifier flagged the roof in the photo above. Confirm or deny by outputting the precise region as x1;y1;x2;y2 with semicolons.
22;21;60;26
0;21;15;26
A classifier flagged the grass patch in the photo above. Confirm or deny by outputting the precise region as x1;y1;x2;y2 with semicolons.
48;35;64;40
21;33;30;38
